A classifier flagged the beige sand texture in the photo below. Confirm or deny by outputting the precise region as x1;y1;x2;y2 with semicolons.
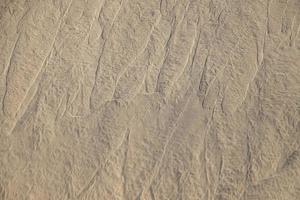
0;0;300;199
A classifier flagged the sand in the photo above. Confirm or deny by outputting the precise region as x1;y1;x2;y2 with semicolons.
0;0;300;199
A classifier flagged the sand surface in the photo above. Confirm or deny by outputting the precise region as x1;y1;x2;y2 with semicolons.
0;0;300;199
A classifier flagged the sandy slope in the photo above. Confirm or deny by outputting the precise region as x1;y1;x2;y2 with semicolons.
0;0;300;199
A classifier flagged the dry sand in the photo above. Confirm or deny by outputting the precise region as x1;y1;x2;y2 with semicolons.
0;0;300;199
